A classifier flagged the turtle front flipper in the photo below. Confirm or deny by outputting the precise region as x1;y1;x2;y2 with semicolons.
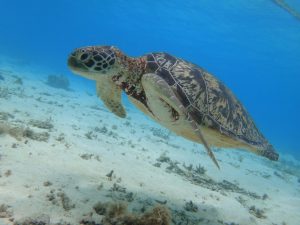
142;73;220;169
96;77;126;118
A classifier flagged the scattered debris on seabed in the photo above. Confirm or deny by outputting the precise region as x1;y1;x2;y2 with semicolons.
0;65;299;225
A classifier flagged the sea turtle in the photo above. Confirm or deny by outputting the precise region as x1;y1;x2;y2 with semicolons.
68;46;279;168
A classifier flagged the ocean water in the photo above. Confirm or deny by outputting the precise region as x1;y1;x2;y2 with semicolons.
1;0;300;158
0;1;300;225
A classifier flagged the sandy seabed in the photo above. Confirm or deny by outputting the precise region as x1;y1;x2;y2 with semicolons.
0;58;299;225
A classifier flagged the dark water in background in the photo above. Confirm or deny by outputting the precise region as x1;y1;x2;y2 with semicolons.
0;0;299;159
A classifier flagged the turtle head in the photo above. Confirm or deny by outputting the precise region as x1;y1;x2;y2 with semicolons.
68;46;121;80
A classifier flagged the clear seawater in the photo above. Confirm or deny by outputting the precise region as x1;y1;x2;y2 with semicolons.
0;1;300;224
1;0;299;159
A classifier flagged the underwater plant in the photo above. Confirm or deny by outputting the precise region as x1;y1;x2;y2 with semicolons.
95;201;171;225
0;87;10;99
0;204;13;218
0;121;49;142
46;74;70;90
0;122;24;140
29;118;54;130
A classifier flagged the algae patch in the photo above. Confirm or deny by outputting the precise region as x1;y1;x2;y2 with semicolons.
46;74;70;90
0;122;49;142
92;201;171;225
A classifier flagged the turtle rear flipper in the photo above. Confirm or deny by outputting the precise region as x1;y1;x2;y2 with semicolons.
186;115;220;169
142;73;220;169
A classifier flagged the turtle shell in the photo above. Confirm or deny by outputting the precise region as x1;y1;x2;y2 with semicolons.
145;52;278;161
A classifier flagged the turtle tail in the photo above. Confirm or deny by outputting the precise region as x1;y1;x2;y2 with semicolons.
259;144;279;161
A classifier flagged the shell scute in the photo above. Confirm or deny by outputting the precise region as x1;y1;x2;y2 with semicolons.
146;52;268;149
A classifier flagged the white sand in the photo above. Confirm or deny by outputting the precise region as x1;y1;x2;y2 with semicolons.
0;60;300;225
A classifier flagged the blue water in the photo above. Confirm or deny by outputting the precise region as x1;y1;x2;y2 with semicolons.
0;0;300;159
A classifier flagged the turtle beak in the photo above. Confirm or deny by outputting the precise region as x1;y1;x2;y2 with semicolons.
68;55;81;69
67;54;97;80
67;55;88;76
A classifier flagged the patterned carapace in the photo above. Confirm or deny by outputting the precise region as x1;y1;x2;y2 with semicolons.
141;52;277;160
